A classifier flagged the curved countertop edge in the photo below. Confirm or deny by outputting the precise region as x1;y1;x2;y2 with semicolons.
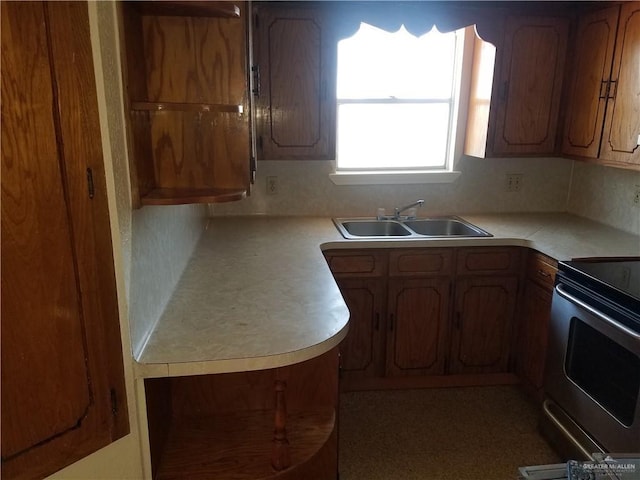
134;322;349;379
134;213;640;379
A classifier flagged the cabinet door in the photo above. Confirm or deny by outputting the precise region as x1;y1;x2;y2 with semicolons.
253;4;336;160
492;16;568;155
386;278;450;376
450;277;518;374
561;6;619;158
1;3;128;478
516;279;553;392
336;278;386;381
600;2;640;166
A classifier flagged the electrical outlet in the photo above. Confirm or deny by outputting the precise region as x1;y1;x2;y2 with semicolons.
266;176;278;195
633;185;640;206
505;174;523;192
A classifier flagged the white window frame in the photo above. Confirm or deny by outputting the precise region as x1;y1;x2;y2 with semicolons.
330;25;473;186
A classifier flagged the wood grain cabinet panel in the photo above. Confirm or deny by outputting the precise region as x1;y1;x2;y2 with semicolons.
562;2;640;169
253;3;336;160
327;247;521;390
450;277;519;374
561;6;619;158
386;278;450;377
600;2;640;167
1;3;128;478
516;251;557;399
491;16;568;156
335;278;387;380
119;1;253;206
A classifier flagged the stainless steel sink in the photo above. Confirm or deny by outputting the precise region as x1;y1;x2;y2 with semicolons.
333;217;491;239
336;220;413;238
404;218;491;237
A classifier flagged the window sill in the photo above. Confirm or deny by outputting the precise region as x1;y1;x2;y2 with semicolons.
329;170;461;186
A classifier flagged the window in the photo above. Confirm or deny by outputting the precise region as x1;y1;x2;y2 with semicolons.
332;23;467;184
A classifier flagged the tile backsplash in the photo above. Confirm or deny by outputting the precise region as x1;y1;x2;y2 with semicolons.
209;156;573;217
567;162;640;236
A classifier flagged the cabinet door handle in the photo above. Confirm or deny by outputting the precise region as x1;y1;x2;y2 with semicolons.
251;65;261;97
455;312;462;329
389;313;394;331
608;79;617;100
599;80;609;99
537;269;551;278
500;81;509;101
374;313;380;331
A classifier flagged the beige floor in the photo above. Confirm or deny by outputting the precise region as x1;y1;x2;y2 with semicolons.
338;386;562;480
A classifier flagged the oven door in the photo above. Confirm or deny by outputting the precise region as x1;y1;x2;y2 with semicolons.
544;281;640;454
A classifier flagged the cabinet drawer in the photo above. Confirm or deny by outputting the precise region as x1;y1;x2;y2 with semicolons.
389;249;454;276
323;250;387;277
456;247;521;275
527;251;557;289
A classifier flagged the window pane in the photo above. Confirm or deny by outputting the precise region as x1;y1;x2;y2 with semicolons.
337;23;456;100
337;103;450;169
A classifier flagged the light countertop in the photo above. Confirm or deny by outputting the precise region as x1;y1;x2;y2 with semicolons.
135;213;639;378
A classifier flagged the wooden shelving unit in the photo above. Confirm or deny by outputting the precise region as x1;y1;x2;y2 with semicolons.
144;349;340;480
119;1;253;208
155;410;335;480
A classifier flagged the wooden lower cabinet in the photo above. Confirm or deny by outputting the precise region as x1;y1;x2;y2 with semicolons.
516;252;557;399
335;278;386;380
386;277;450;376
449;276;519;374
145;348;339;480
325;247;521;391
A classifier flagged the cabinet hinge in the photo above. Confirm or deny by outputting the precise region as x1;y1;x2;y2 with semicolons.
110;388;118;416
86;167;95;199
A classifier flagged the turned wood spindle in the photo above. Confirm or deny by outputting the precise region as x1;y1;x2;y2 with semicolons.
271;379;291;471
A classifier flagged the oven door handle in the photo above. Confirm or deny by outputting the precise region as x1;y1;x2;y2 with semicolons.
542;400;597;460
556;283;640;340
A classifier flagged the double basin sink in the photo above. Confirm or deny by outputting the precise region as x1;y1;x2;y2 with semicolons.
333;216;492;239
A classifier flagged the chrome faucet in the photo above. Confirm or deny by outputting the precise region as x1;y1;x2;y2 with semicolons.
393;199;424;220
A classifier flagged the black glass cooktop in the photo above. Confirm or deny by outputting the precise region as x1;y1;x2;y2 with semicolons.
559;259;640;311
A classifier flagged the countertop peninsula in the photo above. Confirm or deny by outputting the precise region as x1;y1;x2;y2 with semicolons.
135;212;639;378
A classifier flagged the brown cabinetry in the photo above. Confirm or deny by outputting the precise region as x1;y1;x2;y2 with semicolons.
450;247;521;374
516;251;557;399
325;247;521;391
252;3;336;160
386;250;453;377
1;3;128;478
323;251;387;386
145;349;339;480
466;15;568;157
562;3;640;169
119;1;253;206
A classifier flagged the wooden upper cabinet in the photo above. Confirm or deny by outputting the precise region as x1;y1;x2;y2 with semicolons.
253;3;336;160
491;16;568;156
119;1;253;206
561;6;619;159
600;2;640;168
562;2;640;169
1;3;128;478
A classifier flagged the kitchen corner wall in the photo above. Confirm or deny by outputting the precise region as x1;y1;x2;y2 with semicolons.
209;156;574;217
567;162;640;236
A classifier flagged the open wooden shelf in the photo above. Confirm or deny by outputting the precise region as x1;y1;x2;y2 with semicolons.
131;1;241;18
140;188;247;206
155;409;335;480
